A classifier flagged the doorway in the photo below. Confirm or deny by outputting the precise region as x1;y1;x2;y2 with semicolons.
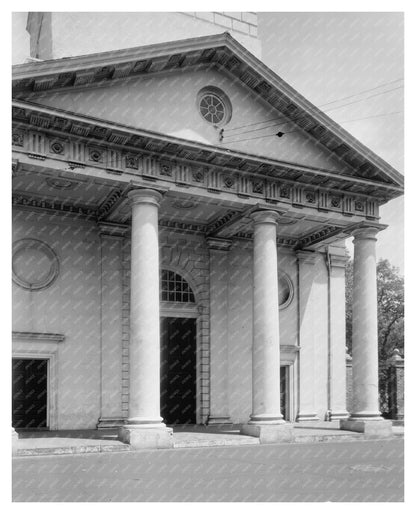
280;365;289;421
12;358;48;429
160;317;197;425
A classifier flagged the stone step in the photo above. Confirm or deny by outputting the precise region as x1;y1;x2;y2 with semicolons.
293;433;364;444
173;435;260;448
15;444;131;457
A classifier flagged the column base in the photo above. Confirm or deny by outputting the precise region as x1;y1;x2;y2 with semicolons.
97;417;125;429
118;425;174;449
241;423;293;444
12;427;19;456
207;416;232;425
340;419;393;438
296;413;320;422
328;410;350;421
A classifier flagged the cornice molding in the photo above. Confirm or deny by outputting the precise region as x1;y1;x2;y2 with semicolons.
97;221;129;237
12;32;403;191
296;250;318;265
12;331;65;343
206;237;233;251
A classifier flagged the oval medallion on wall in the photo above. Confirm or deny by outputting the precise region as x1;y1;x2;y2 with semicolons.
278;271;294;310
12;239;59;291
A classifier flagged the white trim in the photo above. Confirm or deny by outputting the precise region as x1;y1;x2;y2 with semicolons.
12;332;62;430
12;349;58;430
160;302;198;318
280;352;298;423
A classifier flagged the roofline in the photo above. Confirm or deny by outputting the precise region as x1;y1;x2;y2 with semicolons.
12;31;404;190
12;32;232;78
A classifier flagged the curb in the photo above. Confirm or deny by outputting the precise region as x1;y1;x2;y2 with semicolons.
15;444;131;457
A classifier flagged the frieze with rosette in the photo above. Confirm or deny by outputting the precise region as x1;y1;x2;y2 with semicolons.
12;124;381;220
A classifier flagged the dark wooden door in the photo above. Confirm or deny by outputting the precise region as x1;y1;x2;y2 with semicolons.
12;358;48;429
160;317;196;425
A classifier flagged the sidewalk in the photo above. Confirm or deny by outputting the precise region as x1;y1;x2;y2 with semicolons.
12;420;404;457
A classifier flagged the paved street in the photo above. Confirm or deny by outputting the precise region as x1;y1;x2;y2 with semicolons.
13;439;403;502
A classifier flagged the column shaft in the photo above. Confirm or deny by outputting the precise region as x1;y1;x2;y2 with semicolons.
250;211;283;424
127;189;163;426
350;228;382;419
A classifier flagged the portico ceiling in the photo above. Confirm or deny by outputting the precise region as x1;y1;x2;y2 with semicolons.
12;161;355;250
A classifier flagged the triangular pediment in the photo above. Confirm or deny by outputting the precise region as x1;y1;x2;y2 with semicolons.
12;33;404;195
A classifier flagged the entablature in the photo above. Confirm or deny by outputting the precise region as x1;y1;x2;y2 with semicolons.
13;108;390;223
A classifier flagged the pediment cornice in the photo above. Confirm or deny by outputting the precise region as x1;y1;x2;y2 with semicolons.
12;32;404;192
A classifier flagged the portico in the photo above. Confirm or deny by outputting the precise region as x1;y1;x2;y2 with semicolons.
12;31;403;447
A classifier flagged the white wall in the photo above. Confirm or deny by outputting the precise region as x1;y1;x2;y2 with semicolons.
12;209;102;429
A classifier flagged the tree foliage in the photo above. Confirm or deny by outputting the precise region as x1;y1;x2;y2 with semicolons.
345;258;404;360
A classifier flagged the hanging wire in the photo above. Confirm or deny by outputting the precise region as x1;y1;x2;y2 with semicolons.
222;86;403;140
222;78;404;136
223;110;403;145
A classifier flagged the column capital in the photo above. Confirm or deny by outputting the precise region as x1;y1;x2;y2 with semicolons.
127;188;163;207
206;237;233;251
296;250;318;265
251;210;281;225
329;254;349;269
350;222;387;241
97;221;129;238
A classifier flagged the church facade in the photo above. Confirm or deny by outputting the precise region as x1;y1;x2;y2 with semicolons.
12;13;403;447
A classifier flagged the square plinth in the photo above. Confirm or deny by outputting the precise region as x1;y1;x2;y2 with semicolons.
241;423;294;444
119;425;174;449
340;419;393;438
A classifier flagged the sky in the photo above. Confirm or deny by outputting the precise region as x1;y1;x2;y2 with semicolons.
258;12;404;272
10;10;404;272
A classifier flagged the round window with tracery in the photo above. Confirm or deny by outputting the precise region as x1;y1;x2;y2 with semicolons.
197;87;232;126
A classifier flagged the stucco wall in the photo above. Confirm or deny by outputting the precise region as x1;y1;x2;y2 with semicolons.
12;209;101;429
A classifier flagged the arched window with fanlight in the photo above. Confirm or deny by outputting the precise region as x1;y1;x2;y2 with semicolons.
160;269;195;303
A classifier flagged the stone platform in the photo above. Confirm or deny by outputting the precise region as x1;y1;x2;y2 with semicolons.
12;421;403;456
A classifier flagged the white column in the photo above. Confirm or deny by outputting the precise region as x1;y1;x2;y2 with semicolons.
97;223;125;428
341;224;391;437
207;237;232;425
241;211;293;443
296;250;319;422
350;227;383;420
119;189;173;448
250;211;283;424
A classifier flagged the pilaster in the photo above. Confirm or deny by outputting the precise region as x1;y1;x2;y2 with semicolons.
97;222;128;429
327;251;349;420
206;237;232;425
296;250;319;421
